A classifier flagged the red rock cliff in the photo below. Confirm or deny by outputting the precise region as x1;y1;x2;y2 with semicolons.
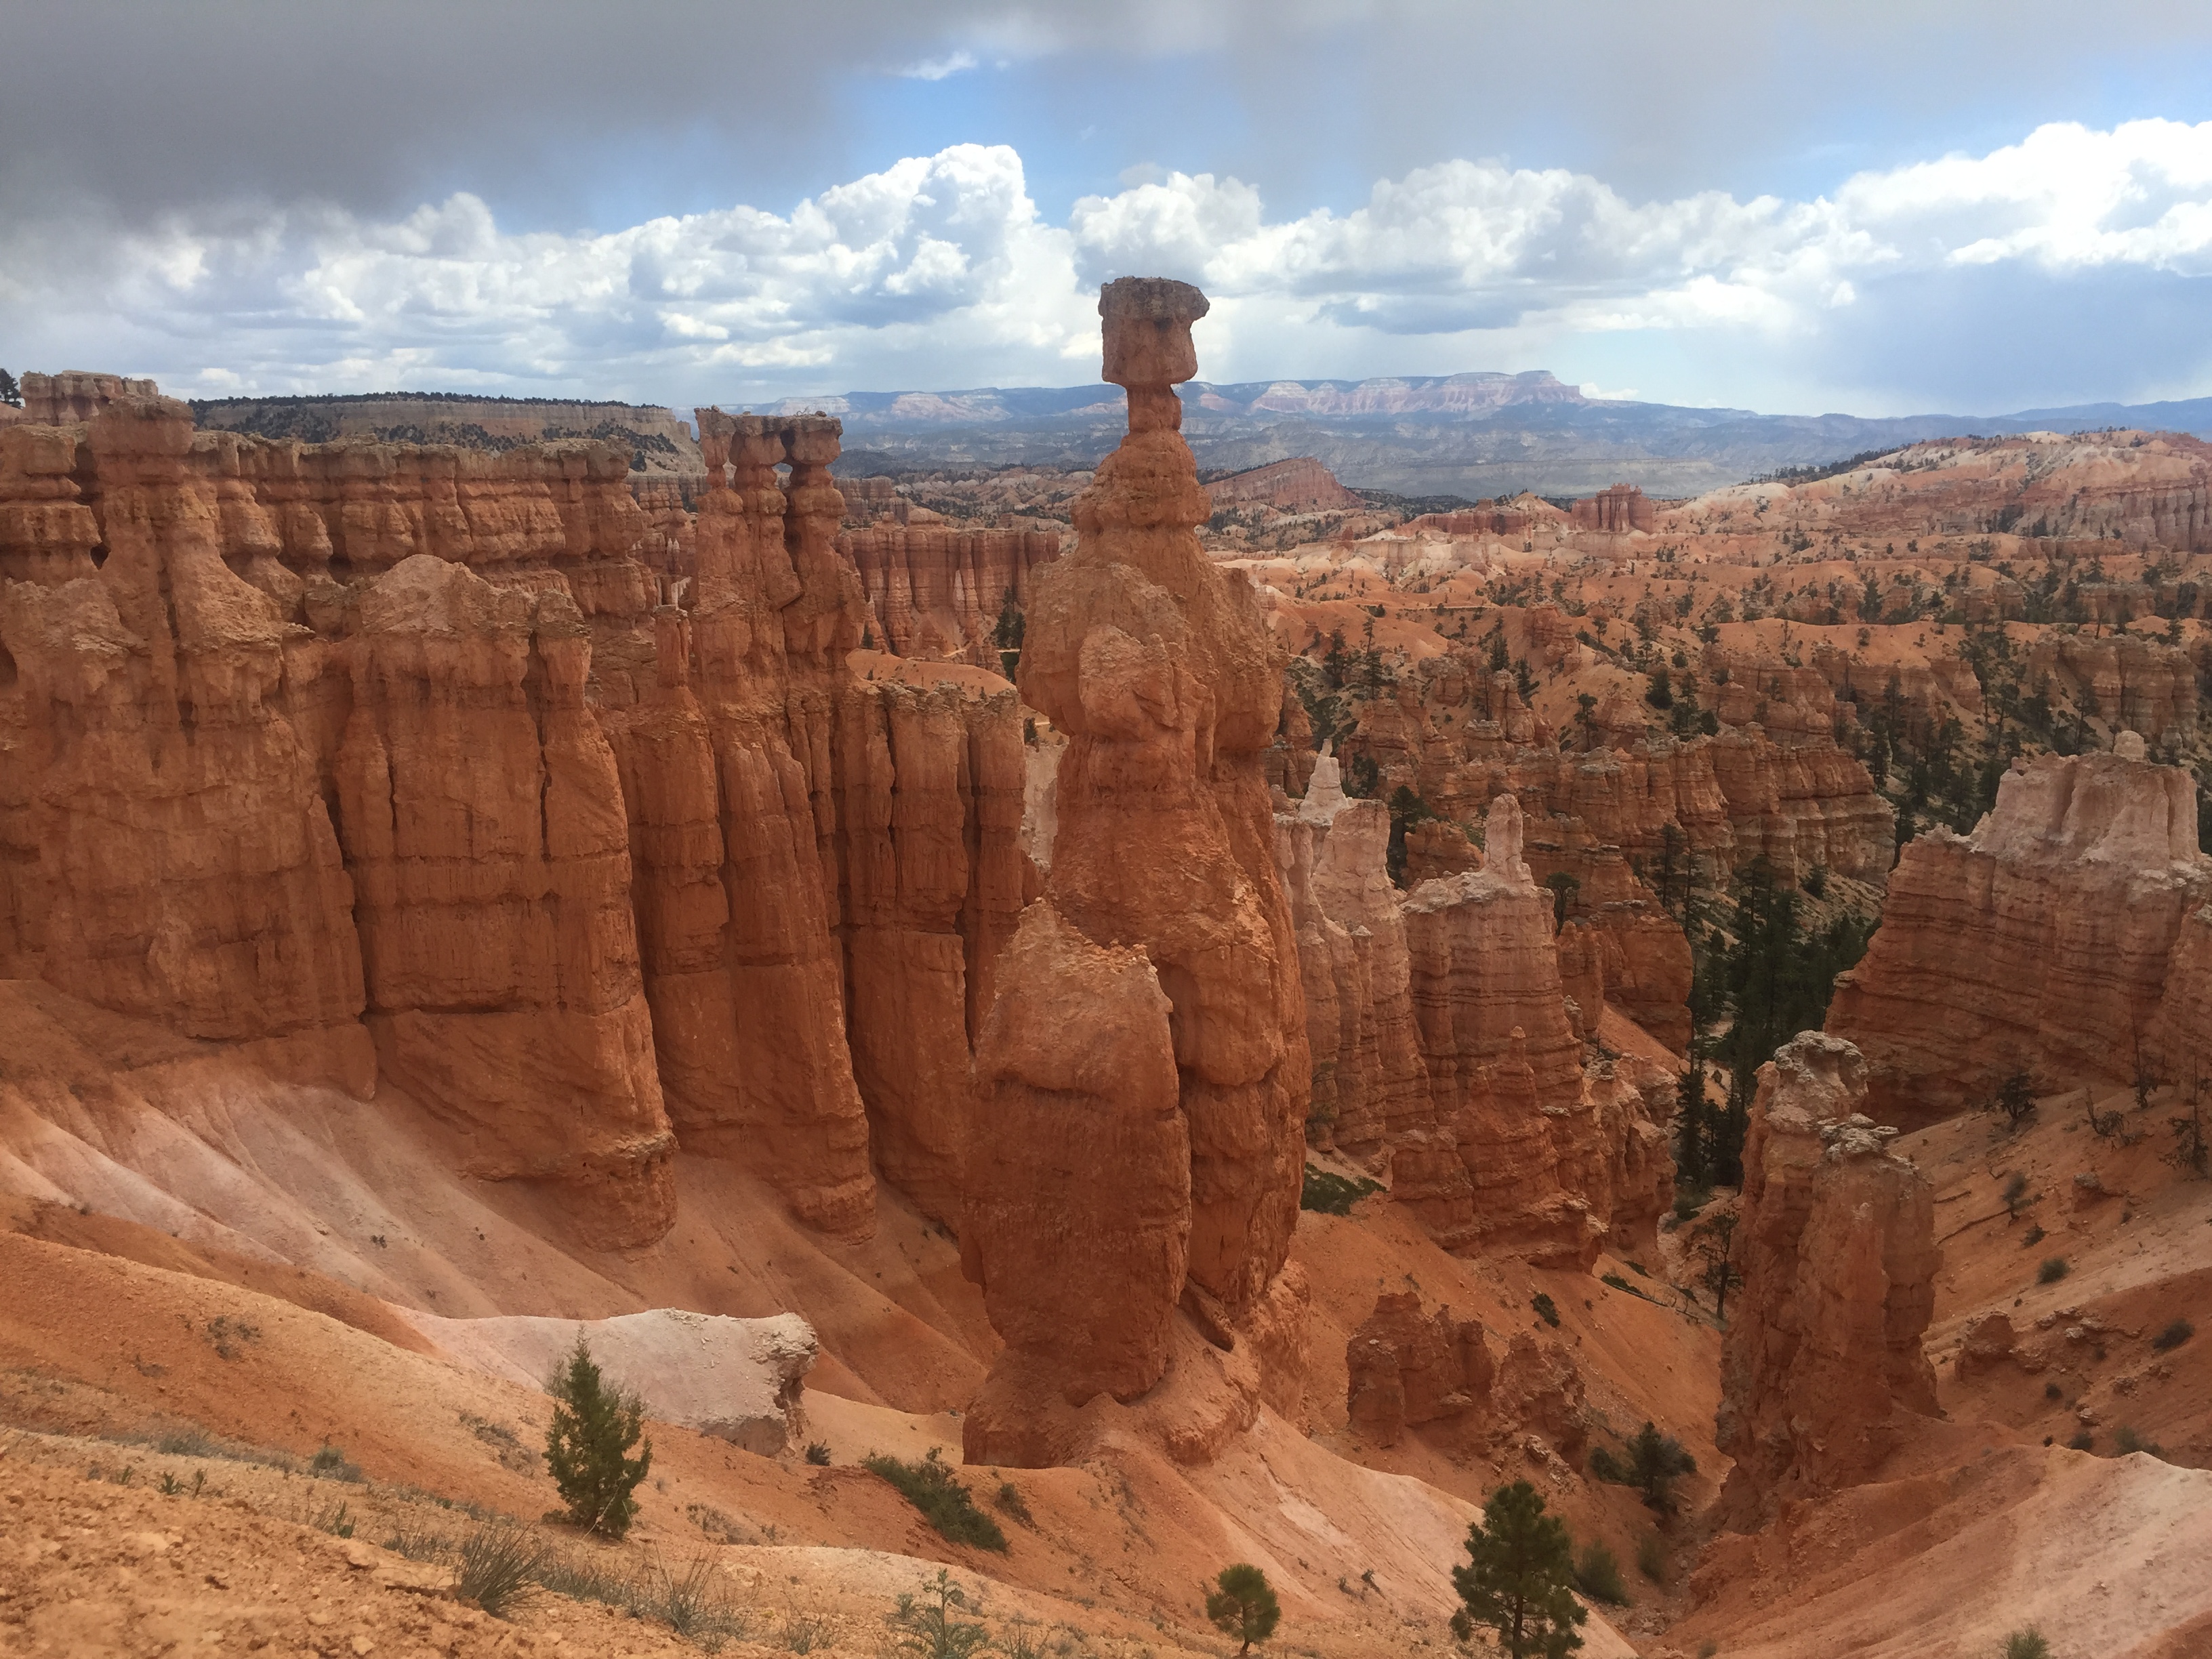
1827;737;2211;1124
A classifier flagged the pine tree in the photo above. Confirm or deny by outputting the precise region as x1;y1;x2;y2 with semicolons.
1450;1481;1586;1658
1204;1564;1280;1656
0;368;20;407
1622;1422;1698;1513
1675;1066;1710;1187
544;1336;652;1538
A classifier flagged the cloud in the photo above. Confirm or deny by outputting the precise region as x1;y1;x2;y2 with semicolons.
4;121;2211;413
897;49;979;80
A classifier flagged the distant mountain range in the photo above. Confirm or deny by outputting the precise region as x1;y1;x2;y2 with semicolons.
772;371;2212;501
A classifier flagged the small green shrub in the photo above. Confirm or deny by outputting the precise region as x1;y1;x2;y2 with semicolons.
1531;1292;1561;1328
1574;1540;1629;1605
994;1481;1033;1526
804;1441;832;1466
2152;1317;2194;1351
1300;1166;1382;1216
1588;1446;1624;1483
2114;1425;2165;1458
862;1450;1008;1553
455;1522;547;1620
1672;1189;1711;1223
2002;1172;2030;1215
651;1556;750;1645
2043;1382;2063;1402
2037;1257;2069;1285
2003;1629;2051;1659
1635;1531;1670;1585
2067;1430;2093;1452
310;1443;363;1482
544;1336;653;1539
2020;1225;2046;1248
1205;1563;1282;1656
890;1569;991;1659
312;1498;354;1538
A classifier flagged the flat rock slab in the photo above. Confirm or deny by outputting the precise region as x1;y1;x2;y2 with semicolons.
410;1307;816;1454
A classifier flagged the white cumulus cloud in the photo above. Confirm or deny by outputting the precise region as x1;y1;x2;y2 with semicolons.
4;119;2211;413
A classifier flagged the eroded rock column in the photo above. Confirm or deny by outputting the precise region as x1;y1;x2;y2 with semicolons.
964;278;1311;1464
1714;1032;1938;1528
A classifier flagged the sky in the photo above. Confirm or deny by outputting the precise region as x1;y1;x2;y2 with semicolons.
5;1;2212;418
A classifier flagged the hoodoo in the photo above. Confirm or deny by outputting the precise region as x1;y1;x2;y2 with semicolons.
963;279;1313;1465
1714;1033;1938;1525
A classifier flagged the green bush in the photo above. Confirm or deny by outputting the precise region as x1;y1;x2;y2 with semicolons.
544;1336;653;1539
2114;1425;2165;1458
1531;1292;1561;1328
1595;1422;1698;1513
862;1450;1008;1553
891;1568;991;1659
1635;1531;1670;1585
804;1441;832;1466
2067;1430;2093;1452
2003;1629;2051;1659
2152;1317;2194;1351
1300;1166;1382;1216
2036;1257;2069;1285
2020;1225;2045;1248
1205;1563;1282;1656
1573;1540;1628;1605
310;1443;363;1483
994;1481;1033;1527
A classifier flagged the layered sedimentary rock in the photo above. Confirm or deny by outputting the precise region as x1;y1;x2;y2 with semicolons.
1827;739;2212;1125
1274;754;1431;1161
832;673;1027;1224
1569;483;1656;533
335;554;674;1246
1205;457;1361;514
1344;1291;1491;1446
1389;796;1622;1266
964;905;1188;1422
838;525;1060;663
0;397;371;1096
2;387;1033;1250
964;278;1311;1463
14;371;161;426
1715;1033;1938;1527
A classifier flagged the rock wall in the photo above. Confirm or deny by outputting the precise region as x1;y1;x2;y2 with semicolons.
1205;457;1361;514
1715;1033;1938;1528
0;393;1027;1250
1569;483;1656;533
1273;754;1431;1161
1827;739;2212;1125
1389;797;1635;1267
838;525;1060;664
964;278;1311;1465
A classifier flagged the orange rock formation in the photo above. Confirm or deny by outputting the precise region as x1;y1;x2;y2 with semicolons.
963;277;1311;1465
1205;457;1361;514
1827;739;2212;1124
1344;1290;1491;1446
1714;1033;1938;1526
0;391;1028;1249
